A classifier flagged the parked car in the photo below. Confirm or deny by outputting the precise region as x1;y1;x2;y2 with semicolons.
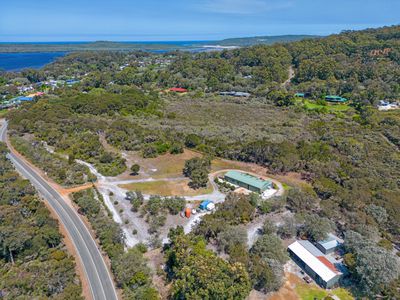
303;276;312;284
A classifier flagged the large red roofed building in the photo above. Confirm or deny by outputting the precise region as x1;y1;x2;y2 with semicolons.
169;87;188;93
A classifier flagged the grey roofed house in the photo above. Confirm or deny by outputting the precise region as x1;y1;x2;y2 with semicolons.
288;240;342;289
66;79;80;86
234;92;251;97
219;91;251;97
379;100;390;106
316;234;342;254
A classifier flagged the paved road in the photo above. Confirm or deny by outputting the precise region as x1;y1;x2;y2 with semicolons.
0;120;118;300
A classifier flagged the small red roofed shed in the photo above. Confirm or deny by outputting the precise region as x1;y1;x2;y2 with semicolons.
169;87;188;93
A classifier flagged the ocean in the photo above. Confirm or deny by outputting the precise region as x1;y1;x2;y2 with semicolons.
0;52;67;71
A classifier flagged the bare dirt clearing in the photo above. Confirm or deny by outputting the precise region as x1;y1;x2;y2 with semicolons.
266;272;302;300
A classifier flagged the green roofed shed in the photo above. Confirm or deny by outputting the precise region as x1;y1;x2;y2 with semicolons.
325;95;348;103
224;171;272;193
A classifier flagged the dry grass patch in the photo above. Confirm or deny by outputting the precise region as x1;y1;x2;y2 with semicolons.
119;179;213;197
146;150;202;178
267;273;302;300
122;149;201;180
210;158;247;172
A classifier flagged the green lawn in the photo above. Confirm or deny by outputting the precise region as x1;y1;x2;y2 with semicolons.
296;284;328;300
305;101;349;112
296;284;354;300
295;98;350;113
332;288;354;300
282;183;292;190
0;110;8;117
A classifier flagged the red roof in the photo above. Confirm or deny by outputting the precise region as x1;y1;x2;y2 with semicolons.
169;87;188;93
317;256;338;273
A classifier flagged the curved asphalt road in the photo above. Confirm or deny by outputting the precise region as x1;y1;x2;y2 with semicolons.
0;120;118;300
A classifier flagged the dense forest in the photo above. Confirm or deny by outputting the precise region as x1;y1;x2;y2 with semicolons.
0;142;82;299
2;25;400;299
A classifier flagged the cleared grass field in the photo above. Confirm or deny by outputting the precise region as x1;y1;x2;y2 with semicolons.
119;179;213;197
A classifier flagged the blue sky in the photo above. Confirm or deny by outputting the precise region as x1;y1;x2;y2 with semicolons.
0;0;399;41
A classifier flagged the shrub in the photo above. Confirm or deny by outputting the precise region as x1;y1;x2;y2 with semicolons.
170;143;184;154
130;164;140;175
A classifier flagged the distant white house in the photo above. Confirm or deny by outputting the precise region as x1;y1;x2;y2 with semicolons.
378;100;400;111
219;91;251;97
17;86;34;93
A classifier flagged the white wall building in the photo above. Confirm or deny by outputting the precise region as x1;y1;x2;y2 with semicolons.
288;240;342;288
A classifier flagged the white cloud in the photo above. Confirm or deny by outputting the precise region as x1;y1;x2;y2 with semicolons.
200;0;293;15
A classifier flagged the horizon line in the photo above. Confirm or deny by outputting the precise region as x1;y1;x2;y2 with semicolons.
0;34;322;44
